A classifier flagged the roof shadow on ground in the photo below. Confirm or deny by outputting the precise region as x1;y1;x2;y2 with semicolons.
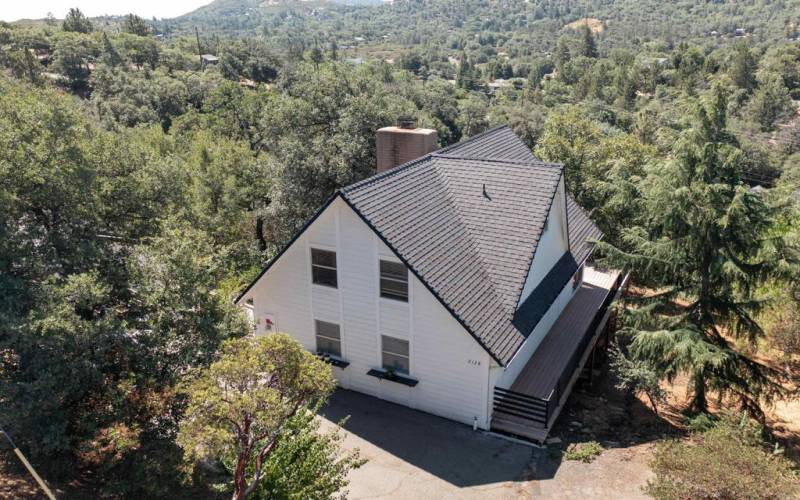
320;388;536;488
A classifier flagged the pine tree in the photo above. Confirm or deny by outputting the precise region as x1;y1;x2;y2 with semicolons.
748;73;792;131
8;49;43;85
62;7;93;33
728;41;757;92
122;13;150;37
308;46;323;69
101;32;122;67
579;23;598;58
328;39;338;61
601;85;794;416
554;36;571;75
456;49;473;89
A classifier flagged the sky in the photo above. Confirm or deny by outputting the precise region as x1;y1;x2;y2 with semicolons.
0;0;214;22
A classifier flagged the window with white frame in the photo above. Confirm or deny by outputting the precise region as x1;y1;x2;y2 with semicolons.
311;248;337;288
315;320;341;357
379;260;408;302
381;335;409;374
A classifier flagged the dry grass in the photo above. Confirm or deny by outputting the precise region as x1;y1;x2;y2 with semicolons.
565;18;604;34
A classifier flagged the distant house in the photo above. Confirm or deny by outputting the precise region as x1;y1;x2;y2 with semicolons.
200;54;219;68
488;78;512;89
487;78;524;94
237;125;627;442
29;48;51;65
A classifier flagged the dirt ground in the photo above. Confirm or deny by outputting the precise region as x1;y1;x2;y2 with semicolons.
0;454;52;499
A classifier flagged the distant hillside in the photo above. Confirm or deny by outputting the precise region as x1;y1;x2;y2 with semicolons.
172;0;800;48
176;0;383;33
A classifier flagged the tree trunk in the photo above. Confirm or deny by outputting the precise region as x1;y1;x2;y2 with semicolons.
232;419;253;500
232;448;250;500
692;372;707;413
255;215;267;252
646;391;659;417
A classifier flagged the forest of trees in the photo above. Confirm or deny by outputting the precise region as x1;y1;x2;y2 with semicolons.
1;1;799;497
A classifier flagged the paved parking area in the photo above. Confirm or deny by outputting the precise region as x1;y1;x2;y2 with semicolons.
320;389;653;499
320;389;536;499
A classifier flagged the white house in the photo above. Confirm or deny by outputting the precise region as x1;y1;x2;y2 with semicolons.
236;125;625;441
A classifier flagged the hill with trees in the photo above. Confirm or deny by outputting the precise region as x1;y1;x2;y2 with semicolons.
0;1;799;497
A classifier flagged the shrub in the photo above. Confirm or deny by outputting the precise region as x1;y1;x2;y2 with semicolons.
609;343;666;415
646;414;800;499
685;413;716;433
563;441;604;463
768;304;800;358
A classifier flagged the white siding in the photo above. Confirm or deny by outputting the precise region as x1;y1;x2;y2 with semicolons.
517;177;569;307
241;197;493;429
410;275;491;427
249;235;314;346
492;278;578;391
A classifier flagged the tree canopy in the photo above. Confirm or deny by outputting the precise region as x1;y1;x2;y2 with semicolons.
0;1;799;496
600;86;797;415
177;334;342;500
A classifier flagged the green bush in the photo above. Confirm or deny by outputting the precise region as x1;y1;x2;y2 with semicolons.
646;414;799;499
685;412;716;433
563;441;604;463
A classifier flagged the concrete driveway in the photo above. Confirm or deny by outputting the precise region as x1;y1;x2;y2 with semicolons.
320;389;653;499
320;389;536;499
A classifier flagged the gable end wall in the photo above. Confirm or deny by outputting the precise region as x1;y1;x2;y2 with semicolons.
240;197;493;429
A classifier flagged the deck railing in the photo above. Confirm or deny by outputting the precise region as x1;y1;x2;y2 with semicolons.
493;271;625;431
549;271;625;419
493;387;549;428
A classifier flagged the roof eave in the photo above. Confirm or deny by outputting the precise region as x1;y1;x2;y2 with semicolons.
233;192;343;305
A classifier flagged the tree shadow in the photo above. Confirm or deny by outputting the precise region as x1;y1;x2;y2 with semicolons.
518;361;687;482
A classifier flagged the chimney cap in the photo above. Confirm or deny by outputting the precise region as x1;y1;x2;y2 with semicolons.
397;115;417;129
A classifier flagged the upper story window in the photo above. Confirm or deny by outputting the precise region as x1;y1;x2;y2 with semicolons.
315;320;341;357
379;260;408;302
311;248;337;288
381;335;410;375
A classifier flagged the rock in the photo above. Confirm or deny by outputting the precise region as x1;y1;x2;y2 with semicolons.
546;437;562;445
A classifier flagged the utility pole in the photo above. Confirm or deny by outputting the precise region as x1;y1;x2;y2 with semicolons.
0;426;56;499
195;26;203;66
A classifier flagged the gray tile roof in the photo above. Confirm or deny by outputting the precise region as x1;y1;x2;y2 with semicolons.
435;126;540;162
341;126;602;365
237;126;603;366
440;126;603;262
566;195;603;264
441;126;603;269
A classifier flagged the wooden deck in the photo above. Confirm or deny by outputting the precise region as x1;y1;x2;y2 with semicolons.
492;266;625;441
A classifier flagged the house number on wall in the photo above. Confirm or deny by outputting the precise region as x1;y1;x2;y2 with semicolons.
467;359;481;366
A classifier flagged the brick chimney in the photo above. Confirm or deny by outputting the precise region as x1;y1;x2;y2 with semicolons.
376;117;438;173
